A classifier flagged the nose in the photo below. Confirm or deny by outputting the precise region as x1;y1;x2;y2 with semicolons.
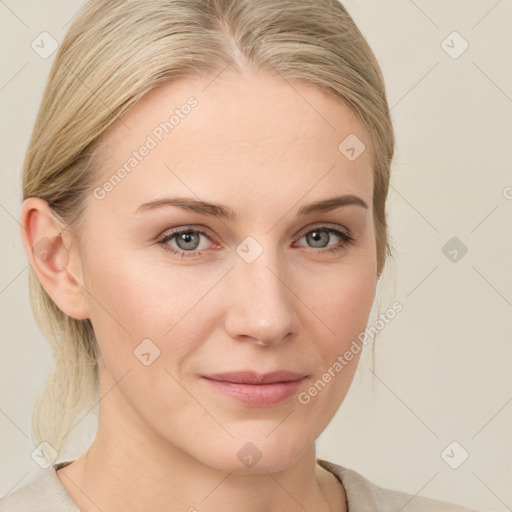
223;244;301;346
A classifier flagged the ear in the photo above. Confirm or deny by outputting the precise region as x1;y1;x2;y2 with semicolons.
20;197;90;320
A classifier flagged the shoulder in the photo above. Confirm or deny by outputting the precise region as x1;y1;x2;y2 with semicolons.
317;458;478;512
0;461;79;512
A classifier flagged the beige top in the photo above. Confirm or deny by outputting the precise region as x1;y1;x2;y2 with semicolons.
0;458;477;511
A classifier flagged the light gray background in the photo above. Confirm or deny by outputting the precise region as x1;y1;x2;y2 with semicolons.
0;1;511;510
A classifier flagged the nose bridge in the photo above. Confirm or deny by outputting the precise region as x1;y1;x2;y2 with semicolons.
224;237;299;344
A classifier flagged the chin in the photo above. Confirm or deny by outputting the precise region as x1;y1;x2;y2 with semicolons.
193;430;310;474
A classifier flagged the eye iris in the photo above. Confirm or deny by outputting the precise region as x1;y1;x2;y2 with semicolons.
307;229;330;248
176;231;200;250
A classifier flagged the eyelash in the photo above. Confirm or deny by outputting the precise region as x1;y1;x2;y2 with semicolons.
157;225;356;258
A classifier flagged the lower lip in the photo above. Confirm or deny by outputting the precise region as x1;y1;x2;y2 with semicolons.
203;377;306;406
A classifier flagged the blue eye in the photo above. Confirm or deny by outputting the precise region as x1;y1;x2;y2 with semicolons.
159;228;212;258
295;227;355;253
158;226;355;258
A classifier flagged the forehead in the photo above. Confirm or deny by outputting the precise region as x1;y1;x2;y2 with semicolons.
92;67;373;215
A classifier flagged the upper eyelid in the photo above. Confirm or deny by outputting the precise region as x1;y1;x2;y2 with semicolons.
159;226;213;242
295;223;350;238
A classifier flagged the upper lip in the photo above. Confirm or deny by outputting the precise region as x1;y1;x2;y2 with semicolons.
203;371;308;384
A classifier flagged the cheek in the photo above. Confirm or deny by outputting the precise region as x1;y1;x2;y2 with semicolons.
304;257;376;339
79;247;168;379
84;260;153;332
297;258;376;411
297;267;374;422
81;243;220;376
82;253;197;413
82;243;177;332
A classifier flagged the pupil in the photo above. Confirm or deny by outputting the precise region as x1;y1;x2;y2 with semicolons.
178;232;198;250
309;229;328;248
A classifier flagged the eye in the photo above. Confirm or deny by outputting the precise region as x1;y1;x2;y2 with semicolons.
158;228;214;258
157;225;356;259
294;226;356;254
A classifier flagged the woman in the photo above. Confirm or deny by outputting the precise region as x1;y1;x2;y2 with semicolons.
1;0;476;510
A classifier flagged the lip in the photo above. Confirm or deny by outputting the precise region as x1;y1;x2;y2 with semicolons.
203;370;307;384
202;371;308;406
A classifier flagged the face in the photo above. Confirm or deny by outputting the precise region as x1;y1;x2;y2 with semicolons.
75;67;377;473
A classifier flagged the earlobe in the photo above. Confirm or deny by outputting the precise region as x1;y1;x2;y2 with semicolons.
20;197;90;320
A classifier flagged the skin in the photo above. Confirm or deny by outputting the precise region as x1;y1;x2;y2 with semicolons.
21;66;377;512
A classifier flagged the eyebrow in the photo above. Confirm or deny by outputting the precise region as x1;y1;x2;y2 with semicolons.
136;194;368;219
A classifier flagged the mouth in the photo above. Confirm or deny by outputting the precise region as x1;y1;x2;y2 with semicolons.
201;371;308;406
203;370;308;384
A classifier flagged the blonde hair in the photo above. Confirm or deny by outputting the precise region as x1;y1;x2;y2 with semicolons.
23;0;395;454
